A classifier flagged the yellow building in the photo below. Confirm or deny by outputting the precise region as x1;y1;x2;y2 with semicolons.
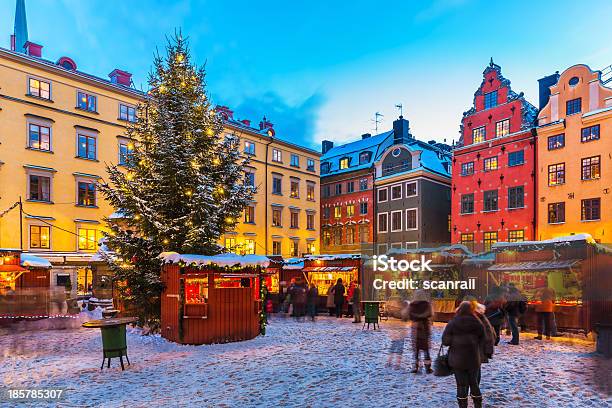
536;64;612;242
218;107;320;258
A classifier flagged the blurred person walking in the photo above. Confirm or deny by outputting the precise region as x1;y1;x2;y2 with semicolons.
484;286;506;345
307;283;318;322
505;284;527;345
409;290;433;374
352;282;362;323
534;287;555;340
332;278;345;318
326;284;335;316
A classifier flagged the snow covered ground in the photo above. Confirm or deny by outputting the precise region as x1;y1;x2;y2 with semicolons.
1;313;610;407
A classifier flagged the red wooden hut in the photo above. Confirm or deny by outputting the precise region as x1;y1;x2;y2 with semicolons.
160;252;270;345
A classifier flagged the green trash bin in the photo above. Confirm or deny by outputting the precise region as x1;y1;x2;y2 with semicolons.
83;317;137;370
363;302;380;330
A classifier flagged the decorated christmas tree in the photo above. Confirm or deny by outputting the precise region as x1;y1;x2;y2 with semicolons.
99;34;254;328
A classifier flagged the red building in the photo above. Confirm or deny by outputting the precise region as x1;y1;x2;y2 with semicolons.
452;60;538;252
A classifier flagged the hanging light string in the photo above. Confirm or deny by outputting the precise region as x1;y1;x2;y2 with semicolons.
20;210;99;245
0;201;19;218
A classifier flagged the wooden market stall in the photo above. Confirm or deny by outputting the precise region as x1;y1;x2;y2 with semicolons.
490;234;612;333
160;252;270;345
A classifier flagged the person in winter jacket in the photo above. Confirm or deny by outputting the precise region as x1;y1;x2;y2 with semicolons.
333;278;346;318
306;283;319;321
326;285;335;316
352;282;362;323
484;287;506;345
291;279;308;321
346;282;355;318
504;284;527;345
534;287;555;340
442;301;485;408
409;290;433;374
472;301;496;364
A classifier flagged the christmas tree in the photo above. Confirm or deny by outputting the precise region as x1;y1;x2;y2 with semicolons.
99;34;254;328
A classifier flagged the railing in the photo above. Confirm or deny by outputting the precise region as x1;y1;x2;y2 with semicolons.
382;162;412;176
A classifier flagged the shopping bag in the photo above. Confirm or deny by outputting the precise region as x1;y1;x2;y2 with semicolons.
433;344;453;377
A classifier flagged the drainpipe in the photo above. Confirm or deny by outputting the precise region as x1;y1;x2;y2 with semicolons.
532;127;537;240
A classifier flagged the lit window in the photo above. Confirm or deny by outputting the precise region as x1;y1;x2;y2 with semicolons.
77;181;96;206
30;225;50;249
272;241;281;255
581;156;600;180
119;104;136;122
495;119;510;137
581;198;600;221
272;208;282;227
290;240;299;257
307;213;315;230
290;178;300;198
472;127;485;143
306;182;315;201
244;206;255;223
508;230;524;242
334;206;342;218
78;134;96;160
461;162;474;176
548;163;565;186
306;242;315;255
483;232;498;252
28;123;51;151
244;239;255;255
346;204;355;217
290;211;299;228
483;156;498;172
339;157;350;169
484;91;498;109
244;140;256;155
77;91;97;112
28;78;51;100
78;228;97;251
225;237;236;250
460;233;474;252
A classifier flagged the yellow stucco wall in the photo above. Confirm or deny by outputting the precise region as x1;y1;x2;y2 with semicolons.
536;64;612;242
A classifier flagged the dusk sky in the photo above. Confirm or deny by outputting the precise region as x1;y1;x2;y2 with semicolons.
2;0;610;150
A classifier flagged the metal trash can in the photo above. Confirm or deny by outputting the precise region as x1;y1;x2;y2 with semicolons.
362;301;380;330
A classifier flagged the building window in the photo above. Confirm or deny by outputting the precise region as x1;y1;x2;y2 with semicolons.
581;156;600;180
322;185;331;198
378;213;388;233
28;78;51;100
307;213;315;230
359;151;371;164
346;204;355;217
484;90;498;109
508;151;524;166
347;181;355;193
548;202;565;223
28;123;51;151
548;163;565;186
391;184;402;200
391;211;402;232
360;202;368;215
290;178;300;198
581;125;600;143
29;225;50;249
483;232;498;252
461;162;474;176
483;156;498;172
290;240;299;257
29;175;51;202
322;230;331;246
360;178;368;191
323;207;330;219
272;176;282;195
359;225;369;243
245;171;255;187
119;104;136;122
334;206;342;218
339;157;350;169
495;119;510;137
548;134;565;150
77;91;97;112
377;188;388;202
461;194;474;214
321;162;330;174
225;237;236;250
272;149;282;163
460;233;474;252
508;230;524;242
346;226;355;245
406;182;417;197
406;209;417;230
244;140;256;155
472;127;485;143
290;211;299;228
272;208;282;227
566;98;581;115
272;241;281;256
307;158;315;171
77;133;97;160
290;154;300;167
244;239;255;255
306;182;315;201
508;186;524;209
335;183;342;195
306;242;315;255
78;228;97;251
244;206;255;223
483;190;498;212
581;198;601;221
118;141;132;165
77;181;96;206
334;228;342;245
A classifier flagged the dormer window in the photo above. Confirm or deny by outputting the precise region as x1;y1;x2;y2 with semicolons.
321;162;330;174
359;151;371;165
484;90;498;109
339;157;350;169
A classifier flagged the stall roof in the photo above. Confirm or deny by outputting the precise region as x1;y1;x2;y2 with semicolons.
462;252;495;266
492;234;594;252
20;253;52;268
304;254;362;261
0;264;27;272
488;259;581;271
388;244;473;258
283;258;304;270
160;252;270;268
303;266;356;272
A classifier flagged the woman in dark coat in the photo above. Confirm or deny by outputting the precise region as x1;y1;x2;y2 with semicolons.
306;283;319;321
484;288;506;345
442;301;485;408
409;290;433;373
332;278;345;318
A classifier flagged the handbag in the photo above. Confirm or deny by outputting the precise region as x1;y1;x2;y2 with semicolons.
433;344;453;377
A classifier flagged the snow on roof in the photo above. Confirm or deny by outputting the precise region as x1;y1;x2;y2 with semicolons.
283;258;304;270
388;244;473;257
321;131;394;176
20;253;52;268
304;254;362;261
160;252;270;268
493;234;594;251
462;252;495;265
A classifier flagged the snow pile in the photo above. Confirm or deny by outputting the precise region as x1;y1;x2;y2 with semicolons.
20;253;52;268
160;252;270;268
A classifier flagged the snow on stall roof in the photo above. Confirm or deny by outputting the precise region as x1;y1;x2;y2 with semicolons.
283;258;304;270
462;252;496;265
304;254;362;261
493;234;594;251
388;244;473;257
20;253;52;268
160;252;270;268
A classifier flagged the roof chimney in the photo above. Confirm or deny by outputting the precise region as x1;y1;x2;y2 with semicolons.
361;133;371;140
393;116;410;145
322;140;334;154
12;0;28;53
109;69;132;87
259;116;273;130
240;119;251;127
215;105;234;120
24;41;42;57
538;71;560;110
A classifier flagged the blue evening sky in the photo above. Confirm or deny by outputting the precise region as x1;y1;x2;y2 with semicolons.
1;0;610;150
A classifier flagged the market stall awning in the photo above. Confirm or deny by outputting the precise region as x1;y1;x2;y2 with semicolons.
0;265;27;273
488;259;581;271
303;266;356;272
